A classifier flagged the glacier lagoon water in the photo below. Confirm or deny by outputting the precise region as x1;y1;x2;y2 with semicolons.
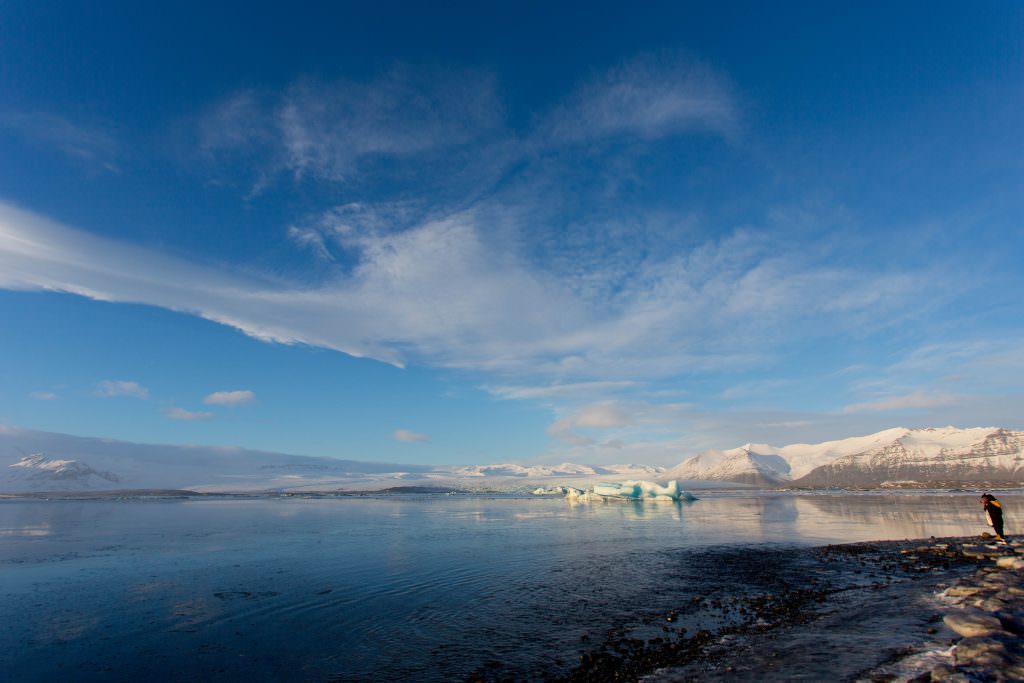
1;490;1020;681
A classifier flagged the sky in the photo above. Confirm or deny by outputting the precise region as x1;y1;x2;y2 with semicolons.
1;1;1022;466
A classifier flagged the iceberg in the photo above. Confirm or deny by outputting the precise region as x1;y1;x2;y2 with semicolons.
566;480;695;502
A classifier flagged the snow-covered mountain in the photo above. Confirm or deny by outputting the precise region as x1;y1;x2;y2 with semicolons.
6;454;121;491
3;424;1021;493
666;426;1024;487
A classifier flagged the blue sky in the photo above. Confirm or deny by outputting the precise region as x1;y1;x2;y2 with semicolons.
1;2;1022;465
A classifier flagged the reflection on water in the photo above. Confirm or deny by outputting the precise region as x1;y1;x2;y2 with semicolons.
0;491;1019;681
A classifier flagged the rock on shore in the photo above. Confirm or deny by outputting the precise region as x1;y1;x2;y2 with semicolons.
870;536;1024;682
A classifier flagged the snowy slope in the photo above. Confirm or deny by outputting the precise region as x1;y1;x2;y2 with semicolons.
665;447;791;486
667;427;1024;487
795;427;1024;486
5;454;121;491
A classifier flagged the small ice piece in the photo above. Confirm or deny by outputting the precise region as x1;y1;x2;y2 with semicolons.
532;486;584;496
589;480;694;501
562;487;588;499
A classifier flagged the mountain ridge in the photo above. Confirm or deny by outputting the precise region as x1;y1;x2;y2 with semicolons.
2;425;1022;493
666;426;1024;487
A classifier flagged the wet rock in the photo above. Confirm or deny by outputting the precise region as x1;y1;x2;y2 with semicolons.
958;650;1010;670
943;609;1005;637
943;586;982;598
995;556;1024;570
928;663;972;682
952;636;1008;662
975;597;1009;613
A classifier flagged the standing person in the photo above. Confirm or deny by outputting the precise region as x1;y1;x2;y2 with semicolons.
980;493;1006;542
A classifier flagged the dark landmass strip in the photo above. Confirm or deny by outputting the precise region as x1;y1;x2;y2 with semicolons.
465;536;1023;683
0;489;203;499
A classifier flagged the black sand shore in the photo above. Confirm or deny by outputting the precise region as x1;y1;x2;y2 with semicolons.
506;536;1024;683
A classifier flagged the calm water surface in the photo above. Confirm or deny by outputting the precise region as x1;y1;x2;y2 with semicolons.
1;491;1019;681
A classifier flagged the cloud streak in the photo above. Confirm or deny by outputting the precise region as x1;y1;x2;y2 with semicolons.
539;56;737;145
203;390;255;406
95;380;149;399
165;407;214;421
393;429;429;443
546;401;692;446
1;112;120;172
198;67;506;190
842;391;959;414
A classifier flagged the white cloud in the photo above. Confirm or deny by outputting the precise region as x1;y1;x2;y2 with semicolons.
719;380;793;400
166;407;214;421
287;226;333;261
546;401;691;445
842;391;959;414
95;380;149;399
486;381;640;401
393;429;429;443
540;55;737;144
203;390;255;406
29;391;57;401
547;404;630;446
0;201;937;385
198;67;505;187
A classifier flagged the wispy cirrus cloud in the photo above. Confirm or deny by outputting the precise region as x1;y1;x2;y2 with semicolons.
0;56;983;460
203;390;255;406
193;57;734;197
197;67;507;191
546;403;632;446
29;391;58;401
546;401;692;446
842;391;959;414
95;380;149;399
539;55;738;145
0;112;121;173
485;381;641;401
0;201;938;381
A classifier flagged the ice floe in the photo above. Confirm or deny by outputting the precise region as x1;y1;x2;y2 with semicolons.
539;480;695;502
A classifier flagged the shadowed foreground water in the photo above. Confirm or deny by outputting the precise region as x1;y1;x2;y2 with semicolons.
1;490;1019;681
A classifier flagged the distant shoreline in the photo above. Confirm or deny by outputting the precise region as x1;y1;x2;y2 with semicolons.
3;485;1024;500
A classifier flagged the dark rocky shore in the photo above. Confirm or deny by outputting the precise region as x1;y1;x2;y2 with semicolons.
467;535;1023;683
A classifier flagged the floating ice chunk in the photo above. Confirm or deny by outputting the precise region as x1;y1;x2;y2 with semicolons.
531;486;583;496
577;480;695;501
